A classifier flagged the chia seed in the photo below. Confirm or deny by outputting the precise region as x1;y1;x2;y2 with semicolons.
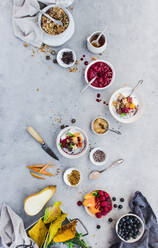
93;150;106;163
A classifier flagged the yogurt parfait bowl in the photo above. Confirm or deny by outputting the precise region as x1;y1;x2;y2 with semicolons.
56;126;89;159
109;87;143;124
85;60;115;90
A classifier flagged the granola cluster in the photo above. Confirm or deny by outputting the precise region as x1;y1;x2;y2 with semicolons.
41;7;69;35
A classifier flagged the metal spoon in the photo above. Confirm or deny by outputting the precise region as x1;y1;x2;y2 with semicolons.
32;2;63;26
89;159;124;180
128;79;143;97
91;26;107;47
108;128;121;135
81;77;97;94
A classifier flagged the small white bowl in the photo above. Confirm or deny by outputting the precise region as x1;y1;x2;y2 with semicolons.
63;168;81;187
57;48;76;68
89;148;107;166
91;116;109;136
85;60;115;90
87;31;107;54
116;213;145;243
56;126;89;159
109;87;143;124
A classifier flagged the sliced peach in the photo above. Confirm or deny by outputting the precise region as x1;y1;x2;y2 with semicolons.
83;196;96;207
88;206;100;215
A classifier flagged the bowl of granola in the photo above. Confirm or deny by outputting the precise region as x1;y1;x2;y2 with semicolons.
109;87;143;124
38;5;75;46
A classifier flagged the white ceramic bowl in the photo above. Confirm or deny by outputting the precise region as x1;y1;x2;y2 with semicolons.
109;87;143;124
63;167;82;187
56;126;89;159
57;48;76;68
38;4;75;47
116;213;145;243
85;60;115;90
87;31;107;54
91;116;109;136
89;147;107;166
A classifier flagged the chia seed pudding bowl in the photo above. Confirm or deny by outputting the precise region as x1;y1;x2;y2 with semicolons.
85;60;115;90
56;126;89;159
90;147;107;166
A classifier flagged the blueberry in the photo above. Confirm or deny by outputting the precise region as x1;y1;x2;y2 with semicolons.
96;225;101;229
120;198;125;202
112;197;116;201
118;205;123;209
114;204;118;208
108;218;113;223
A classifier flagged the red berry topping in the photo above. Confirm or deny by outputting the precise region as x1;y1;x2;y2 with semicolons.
98;190;104;196
84;61;89;66
100;196;105;201
101;211;107;216
96;212;102;218
80;58;83;61
77;201;82;206
101;201;107;207
97;93;101;98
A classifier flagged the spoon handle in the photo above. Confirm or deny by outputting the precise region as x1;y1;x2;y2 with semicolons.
97;26;108;42
129;79;143;97
81;77;96;94
100;159;124;173
108;128;121;135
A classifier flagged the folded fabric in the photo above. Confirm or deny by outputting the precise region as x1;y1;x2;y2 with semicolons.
110;191;158;248
0;203;38;248
12;0;74;47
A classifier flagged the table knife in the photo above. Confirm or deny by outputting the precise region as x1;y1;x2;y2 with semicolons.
26;126;59;161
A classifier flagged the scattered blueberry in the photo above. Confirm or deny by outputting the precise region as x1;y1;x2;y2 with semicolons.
118;205;123;209
114;204;118;208
96;225;101;229
120;198;124;202
53;59;57;64
108;218;113;223
112;197;116;201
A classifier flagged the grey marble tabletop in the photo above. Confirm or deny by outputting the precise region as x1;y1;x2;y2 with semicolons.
0;0;158;247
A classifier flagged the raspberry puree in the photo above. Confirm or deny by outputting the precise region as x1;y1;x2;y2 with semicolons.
87;61;113;88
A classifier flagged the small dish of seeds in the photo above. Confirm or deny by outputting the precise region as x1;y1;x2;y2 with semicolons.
63;168;82;187
57;48;76;68
90;147;107;166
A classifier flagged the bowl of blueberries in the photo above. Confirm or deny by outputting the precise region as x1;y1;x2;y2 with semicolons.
116;213;144;243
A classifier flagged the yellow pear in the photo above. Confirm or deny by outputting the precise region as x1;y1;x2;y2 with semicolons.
24;186;56;216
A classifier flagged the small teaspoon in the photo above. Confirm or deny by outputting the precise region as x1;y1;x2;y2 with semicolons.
89;159;124;180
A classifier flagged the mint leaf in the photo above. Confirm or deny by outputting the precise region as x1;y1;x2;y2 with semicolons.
59;142;62;147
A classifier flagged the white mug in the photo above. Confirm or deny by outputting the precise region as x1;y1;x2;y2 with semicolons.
87;31;107;54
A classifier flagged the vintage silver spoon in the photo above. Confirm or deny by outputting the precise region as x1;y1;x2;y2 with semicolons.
89;159;124;180
81;77;97;94
108;128;121;135
128;79;143;97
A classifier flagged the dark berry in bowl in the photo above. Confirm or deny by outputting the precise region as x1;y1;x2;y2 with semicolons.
85;60;115;90
116;214;144;243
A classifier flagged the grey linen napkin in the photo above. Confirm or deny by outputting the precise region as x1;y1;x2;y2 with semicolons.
110;191;158;248
0;203;38;248
12;0;74;47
